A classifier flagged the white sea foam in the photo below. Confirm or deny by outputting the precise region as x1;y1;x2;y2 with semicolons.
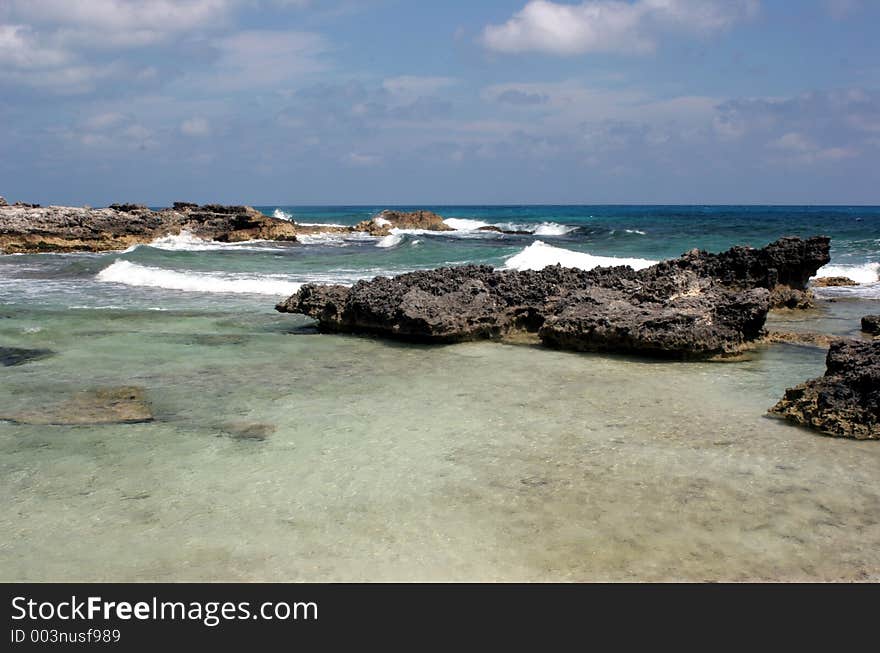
443;218;491;230
273;209;293;221
96;260;303;295
504;241;657;272
625;229;647;235
812;262;880;298
376;232;405;248
133;231;274;252
443;218;575;236
533;222;577;236
813;262;880;285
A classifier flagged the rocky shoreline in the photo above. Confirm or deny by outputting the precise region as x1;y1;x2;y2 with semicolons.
0;200;454;253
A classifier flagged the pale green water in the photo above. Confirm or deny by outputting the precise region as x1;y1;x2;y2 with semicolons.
2;204;880;580
2;302;880;581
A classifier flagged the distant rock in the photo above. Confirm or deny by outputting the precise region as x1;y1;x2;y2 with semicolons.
0;196;7;207
0;202;299;252
354;209;453;236
812;276;859;287
0;347;55;367
862;315;880;336
769;340;880;439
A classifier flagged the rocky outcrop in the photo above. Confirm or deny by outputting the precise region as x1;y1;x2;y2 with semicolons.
0;202;299;252
862;315;880;336
769;340;880;439
353;209;452;236
812;276;858;287
648;236;830;308
279;263;770;358
277;236;831;358
0;196;7;207
0;202;461;252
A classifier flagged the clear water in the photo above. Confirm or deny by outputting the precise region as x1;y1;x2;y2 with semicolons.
1;205;879;581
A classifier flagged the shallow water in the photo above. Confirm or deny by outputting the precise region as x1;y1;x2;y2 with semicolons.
1;205;879;581
2;301;879;581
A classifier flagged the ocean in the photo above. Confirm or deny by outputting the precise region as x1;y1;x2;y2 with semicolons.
2;205;879;581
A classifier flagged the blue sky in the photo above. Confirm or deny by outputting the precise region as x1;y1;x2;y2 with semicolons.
1;0;878;205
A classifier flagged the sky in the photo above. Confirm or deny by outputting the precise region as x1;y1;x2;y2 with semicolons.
0;0;878;206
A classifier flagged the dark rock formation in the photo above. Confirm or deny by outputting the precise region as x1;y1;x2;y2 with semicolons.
769;340;879;439
0;196;7;207
862;315;880;336
278;263;770;358
812;276;858;287
277;236;831;358
354;209;453;236
0;347;55;367
648;236;830;308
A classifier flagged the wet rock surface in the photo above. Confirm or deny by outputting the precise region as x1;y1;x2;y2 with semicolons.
769;340;880;439
353;209;453;236
278;237;830;359
0;347;55;367
1;386;153;425
862;315;880;336
812;276;859;287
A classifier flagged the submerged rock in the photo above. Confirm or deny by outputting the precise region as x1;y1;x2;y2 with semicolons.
277;236;829;359
0;347;55;367
769;340;880;439
2;386;152;425
812;276;859;287
862;315;880;336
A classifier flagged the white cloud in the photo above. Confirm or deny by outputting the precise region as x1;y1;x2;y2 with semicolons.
0;24;70;68
7;0;234;38
770;131;857;164
204;30;329;90
344;152;382;166
181;117;211;136
482;0;759;56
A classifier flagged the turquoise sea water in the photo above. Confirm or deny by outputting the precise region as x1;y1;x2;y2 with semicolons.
1;206;879;581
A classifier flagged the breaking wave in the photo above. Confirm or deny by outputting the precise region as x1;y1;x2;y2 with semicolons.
813;262;879;285
96;261;303;296
504;241;657;272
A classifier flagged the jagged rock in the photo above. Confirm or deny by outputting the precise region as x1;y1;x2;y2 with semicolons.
2;386;152;425
862;315;880;336
812;276;858;287
769;340;880;439
278;263;770;358
277;236;830;358
0;202;299;252
0;347;55;367
353;209;453;236
0;196;7;207
648;236;830;308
